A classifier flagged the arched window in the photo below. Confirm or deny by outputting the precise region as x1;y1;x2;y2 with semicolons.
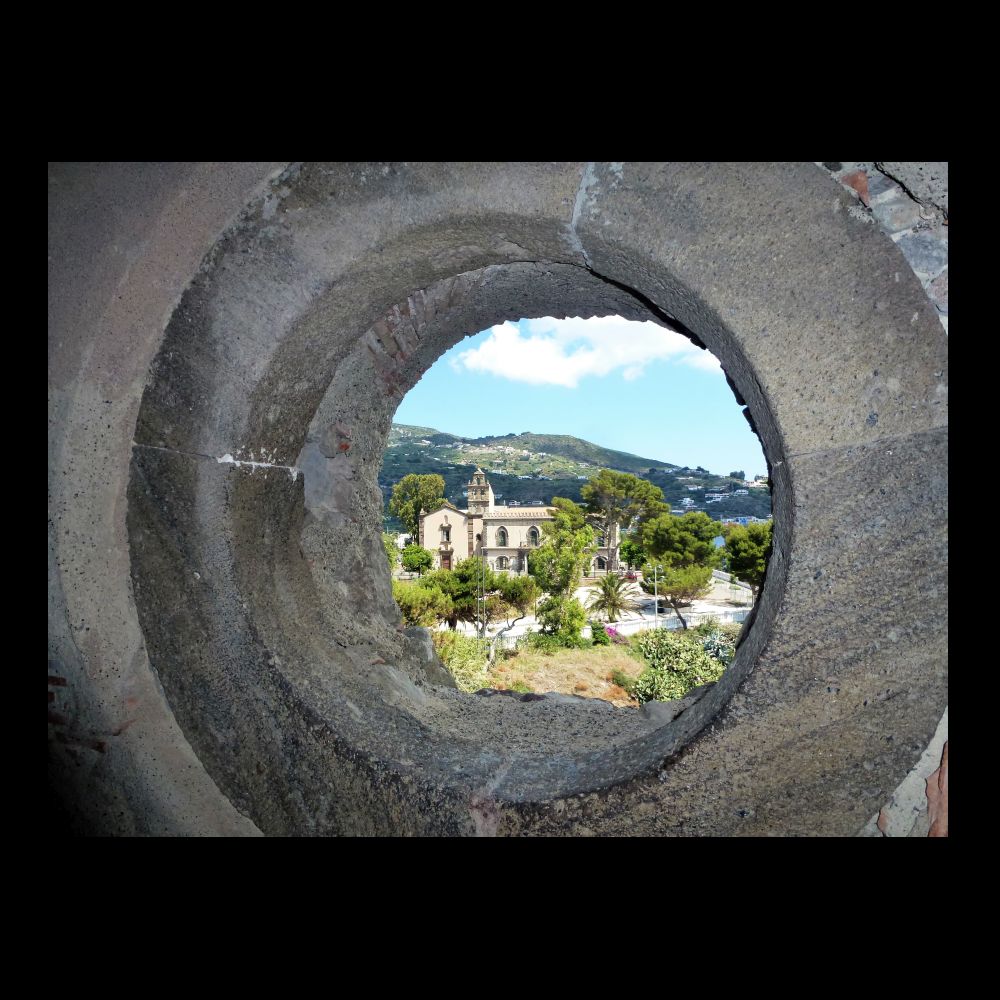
596;556;607;570
496;527;508;547
528;526;540;547
496;556;508;570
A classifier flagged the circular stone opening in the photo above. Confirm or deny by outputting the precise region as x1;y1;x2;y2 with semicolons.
125;163;945;836
377;313;771;707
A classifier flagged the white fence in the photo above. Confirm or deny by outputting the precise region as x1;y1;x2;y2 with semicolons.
594;608;750;637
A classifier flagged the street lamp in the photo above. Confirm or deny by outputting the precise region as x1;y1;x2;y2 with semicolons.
649;564;663;630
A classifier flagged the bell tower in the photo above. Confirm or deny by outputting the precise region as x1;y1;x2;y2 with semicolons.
466;467;494;513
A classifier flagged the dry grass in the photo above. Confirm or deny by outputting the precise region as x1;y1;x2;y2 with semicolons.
488;645;645;708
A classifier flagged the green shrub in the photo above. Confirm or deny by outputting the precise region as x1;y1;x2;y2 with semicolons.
692;618;741;662
718;622;743;644
700;629;736;666
382;532;400;569
631;629;725;703
589;620;611;646
518;631;562;655
431;631;489;692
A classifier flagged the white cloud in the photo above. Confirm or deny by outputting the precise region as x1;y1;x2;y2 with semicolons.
678;350;723;373
451;316;722;387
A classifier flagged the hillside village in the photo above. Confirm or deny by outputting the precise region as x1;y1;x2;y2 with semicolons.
380;423;772;529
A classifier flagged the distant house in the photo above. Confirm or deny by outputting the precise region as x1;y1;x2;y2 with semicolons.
419;468;618;574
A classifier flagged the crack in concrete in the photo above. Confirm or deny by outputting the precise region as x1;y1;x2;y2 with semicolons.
874;162;947;218
785;424;947;463
133;442;301;480
568;161;597;268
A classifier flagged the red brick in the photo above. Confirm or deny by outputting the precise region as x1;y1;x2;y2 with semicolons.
841;170;870;207
927;742;948;837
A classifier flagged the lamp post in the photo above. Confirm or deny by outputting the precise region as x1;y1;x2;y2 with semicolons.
478;550;487;640
649;564;663;630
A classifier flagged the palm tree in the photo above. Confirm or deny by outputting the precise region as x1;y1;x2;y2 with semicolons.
586;573;642;623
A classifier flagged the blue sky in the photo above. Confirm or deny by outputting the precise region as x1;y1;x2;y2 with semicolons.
393;316;768;478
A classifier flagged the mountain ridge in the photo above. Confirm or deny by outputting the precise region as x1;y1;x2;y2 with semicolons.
381;423;771;529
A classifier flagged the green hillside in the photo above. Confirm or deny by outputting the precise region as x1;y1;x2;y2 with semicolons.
380;424;771;530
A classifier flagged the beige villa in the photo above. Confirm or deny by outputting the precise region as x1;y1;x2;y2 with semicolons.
418;468;618;574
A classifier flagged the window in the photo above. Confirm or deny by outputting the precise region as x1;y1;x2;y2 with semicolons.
496;556;508;570
528;526;539;547
441;525;451;543
496;527;508;547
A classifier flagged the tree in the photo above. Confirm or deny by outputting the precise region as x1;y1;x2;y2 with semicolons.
619;535;647;569
486;573;541;657
581;470;668;571
586;573;642;622
527;497;595;596
382;532;400;571
536;595;588;647
640;563;713;629
392;579;453;627
418;557;538;637
722;520;773;599
641;510;723;571
729;470;745;480
401;544;434;576
388;473;446;537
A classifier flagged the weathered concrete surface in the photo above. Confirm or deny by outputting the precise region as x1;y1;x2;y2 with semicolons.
51;163;947;835
876;162;948;216
49;162;285;835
